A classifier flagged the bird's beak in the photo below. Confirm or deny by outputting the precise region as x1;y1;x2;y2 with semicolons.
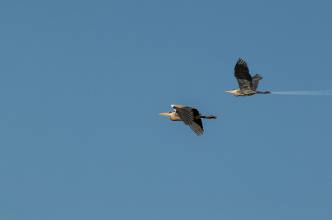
225;90;232;94
159;112;170;117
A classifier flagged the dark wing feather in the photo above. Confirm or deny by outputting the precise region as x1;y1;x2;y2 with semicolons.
234;58;253;91
189;108;204;135
175;107;194;125
189;122;204;136
175;107;204;135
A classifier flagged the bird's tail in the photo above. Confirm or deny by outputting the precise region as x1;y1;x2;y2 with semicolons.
252;74;262;91
201;115;217;119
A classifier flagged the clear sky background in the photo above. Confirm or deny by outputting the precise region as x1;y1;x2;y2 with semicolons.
0;0;331;219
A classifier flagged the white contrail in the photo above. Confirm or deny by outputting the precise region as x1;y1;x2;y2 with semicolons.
271;90;332;96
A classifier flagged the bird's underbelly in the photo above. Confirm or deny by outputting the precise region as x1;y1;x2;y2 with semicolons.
170;114;182;121
170;117;181;121
239;90;256;96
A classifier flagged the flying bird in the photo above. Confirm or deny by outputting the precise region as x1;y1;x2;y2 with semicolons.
225;58;270;96
159;104;217;136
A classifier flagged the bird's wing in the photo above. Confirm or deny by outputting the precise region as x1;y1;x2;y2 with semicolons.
189;122;204;136
191;109;204;135
234;58;253;91
173;106;194;124
175;107;204;135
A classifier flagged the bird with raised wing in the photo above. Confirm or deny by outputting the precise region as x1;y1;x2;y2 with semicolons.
159;104;217;136
225;58;270;96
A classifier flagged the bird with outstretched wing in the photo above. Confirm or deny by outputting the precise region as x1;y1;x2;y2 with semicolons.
234;58;253;92
172;106;204;136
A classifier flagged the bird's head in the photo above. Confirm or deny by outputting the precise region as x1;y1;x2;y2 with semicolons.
159;111;172;117
225;90;239;95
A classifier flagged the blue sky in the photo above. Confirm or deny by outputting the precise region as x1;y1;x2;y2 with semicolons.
0;0;331;219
